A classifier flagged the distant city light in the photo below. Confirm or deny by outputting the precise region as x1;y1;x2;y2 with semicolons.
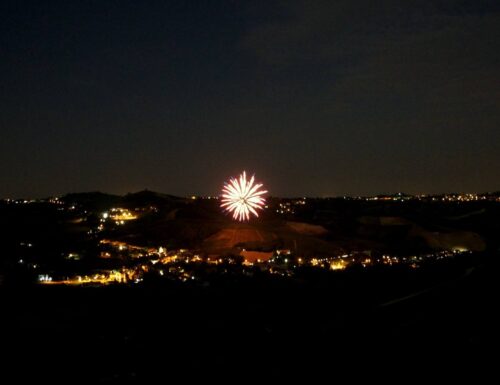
220;171;267;221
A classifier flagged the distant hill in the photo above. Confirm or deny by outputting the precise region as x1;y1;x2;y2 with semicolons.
61;192;122;211
123;190;187;207
61;190;187;211
56;191;497;254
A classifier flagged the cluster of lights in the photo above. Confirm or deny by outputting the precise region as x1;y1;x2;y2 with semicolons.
101;208;138;226
36;246;472;287
39;269;138;285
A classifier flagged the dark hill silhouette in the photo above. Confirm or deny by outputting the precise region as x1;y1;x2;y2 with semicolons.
123;190;186;206
61;192;122;211
54;191;495;254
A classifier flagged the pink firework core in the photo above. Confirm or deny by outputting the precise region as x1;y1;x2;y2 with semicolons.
220;171;267;221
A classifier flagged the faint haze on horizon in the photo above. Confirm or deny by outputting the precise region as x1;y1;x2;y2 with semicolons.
1;1;499;198
3;187;500;201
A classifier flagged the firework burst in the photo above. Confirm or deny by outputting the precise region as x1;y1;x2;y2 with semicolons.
220;171;267;221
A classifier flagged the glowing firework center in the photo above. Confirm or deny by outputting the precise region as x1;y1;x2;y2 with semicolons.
220;171;267;221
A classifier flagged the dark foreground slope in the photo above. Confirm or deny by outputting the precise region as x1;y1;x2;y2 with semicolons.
1;253;497;382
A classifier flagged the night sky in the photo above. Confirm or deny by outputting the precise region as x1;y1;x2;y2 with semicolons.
1;0;499;198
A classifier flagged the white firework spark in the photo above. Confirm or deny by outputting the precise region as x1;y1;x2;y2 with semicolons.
220;171;267;221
